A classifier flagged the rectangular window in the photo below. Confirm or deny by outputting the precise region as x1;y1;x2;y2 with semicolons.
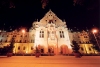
33;40;34;43
40;31;44;38
59;31;65;38
42;34;44;38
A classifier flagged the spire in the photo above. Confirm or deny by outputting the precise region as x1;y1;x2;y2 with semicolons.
49;9;52;11
63;19;65;22
3;23;5;31
37;19;38;22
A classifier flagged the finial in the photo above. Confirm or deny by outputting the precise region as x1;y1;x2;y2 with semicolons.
37;19;38;22
49;9;51;11
63;19;65;22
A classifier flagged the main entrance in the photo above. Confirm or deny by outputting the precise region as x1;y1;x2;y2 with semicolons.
60;45;69;55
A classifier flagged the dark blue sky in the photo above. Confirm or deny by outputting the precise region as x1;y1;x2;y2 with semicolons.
0;0;99;31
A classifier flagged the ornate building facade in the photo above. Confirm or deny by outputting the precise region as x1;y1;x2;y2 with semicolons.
0;10;98;55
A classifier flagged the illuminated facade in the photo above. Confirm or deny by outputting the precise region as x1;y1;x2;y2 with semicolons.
30;10;72;55
72;31;98;54
0;10;98;55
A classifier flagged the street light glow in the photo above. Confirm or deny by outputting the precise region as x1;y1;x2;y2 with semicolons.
22;29;25;33
92;29;98;33
92;28;100;50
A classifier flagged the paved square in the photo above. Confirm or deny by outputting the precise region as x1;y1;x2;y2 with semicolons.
0;56;100;67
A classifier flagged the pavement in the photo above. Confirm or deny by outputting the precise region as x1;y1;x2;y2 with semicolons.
0;55;100;67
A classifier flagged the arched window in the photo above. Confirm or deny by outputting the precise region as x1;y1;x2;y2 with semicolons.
89;47;91;51
81;47;84;51
18;46;20;50
31;46;33;50
23;46;26;50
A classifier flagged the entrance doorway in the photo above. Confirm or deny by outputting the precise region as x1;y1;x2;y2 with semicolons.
48;47;54;53
41;49;44;53
60;45;68;55
48;46;54;55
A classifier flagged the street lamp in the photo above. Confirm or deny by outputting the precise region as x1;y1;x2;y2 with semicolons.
22;29;25;42
22;29;25;34
92;29;100;49
22;29;25;54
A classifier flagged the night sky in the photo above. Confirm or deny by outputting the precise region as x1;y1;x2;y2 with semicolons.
0;0;99;31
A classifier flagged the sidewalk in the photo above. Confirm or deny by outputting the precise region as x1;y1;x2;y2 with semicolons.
0;56;100;67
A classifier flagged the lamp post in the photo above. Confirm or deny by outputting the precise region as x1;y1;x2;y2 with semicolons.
12;31;16;55
22;29;25;54
92;29;100;50
22;29;25;42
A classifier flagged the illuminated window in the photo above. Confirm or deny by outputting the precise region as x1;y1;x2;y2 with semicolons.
42;34;44;38
83;41;85;44
18;46;20;50
41;49;44;53
79;41;81;43
2;35;4;37
78;36;80;38
81;47;84;51
19;40;22;43
31;46;33;50
23;46;26;50
59;31;65;38
15;35;16;37
5;40;7;42
7;35;9;37
25;40;26;43
89;47;91;51
60;35;62;38
16;40;18;43
0;39;2;42
25;35;27;37
40;30;44;38
20;35;22;37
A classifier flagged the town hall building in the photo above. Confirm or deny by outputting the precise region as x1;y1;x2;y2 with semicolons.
0;10;98;55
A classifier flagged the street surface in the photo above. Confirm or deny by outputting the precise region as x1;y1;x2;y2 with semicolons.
0;56;100;67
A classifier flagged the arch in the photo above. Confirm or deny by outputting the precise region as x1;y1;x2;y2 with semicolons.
60;45;69;55
48;46;54;53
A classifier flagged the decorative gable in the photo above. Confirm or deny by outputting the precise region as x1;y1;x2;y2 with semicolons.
40;9;64;25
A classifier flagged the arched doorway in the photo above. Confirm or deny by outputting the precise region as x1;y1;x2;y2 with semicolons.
48;46;54;53
48;46;54;55
60;45;68;55
37;45;44;54
41;48;44;53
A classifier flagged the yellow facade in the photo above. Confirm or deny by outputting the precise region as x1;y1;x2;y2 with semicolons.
0;30;98;55
72;30;98;54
